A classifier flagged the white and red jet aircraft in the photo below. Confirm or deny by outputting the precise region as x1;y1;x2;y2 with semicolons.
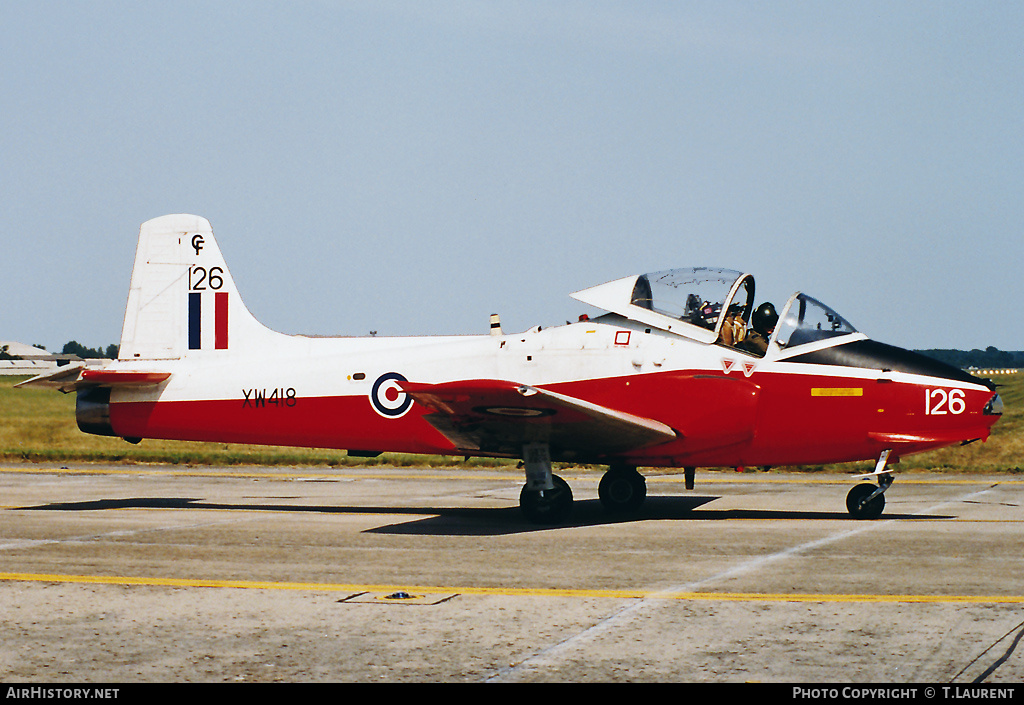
20;215;1003;523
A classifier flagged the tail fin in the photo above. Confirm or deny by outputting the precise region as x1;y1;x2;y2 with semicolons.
118;215;275;360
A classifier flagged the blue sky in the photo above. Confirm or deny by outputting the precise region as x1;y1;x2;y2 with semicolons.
3;1;1022;352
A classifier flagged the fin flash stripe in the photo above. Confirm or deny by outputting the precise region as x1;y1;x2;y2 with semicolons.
188;292;229;351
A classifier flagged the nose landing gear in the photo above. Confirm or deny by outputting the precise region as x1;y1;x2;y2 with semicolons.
847;449;895;519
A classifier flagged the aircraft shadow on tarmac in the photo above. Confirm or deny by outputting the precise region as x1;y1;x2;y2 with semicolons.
18;496;952;537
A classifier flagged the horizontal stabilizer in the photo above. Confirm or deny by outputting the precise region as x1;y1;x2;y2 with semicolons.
400;379;677;461
15;365;170;393
14;364;87;392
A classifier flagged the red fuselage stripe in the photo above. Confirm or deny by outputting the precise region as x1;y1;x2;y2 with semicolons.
107;370;998;468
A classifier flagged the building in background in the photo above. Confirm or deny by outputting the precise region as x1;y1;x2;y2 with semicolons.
0;342;109;376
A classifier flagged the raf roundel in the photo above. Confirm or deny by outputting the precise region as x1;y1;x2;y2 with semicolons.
370;372;413;418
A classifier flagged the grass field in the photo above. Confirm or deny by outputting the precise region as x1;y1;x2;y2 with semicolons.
0;376;513;469
1;373;1020;473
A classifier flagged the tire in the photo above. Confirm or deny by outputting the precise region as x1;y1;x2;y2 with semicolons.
846;483;885;519
598;468;647;513
520;474;573;524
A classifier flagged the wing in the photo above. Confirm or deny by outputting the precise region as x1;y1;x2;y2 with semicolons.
400;379;677;461
14;364;170;393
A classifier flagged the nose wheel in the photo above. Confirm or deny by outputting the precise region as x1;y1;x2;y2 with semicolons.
847;450;894;519
846;482;887;519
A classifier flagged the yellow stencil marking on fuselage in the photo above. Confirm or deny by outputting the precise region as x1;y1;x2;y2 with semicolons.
811;387;864;397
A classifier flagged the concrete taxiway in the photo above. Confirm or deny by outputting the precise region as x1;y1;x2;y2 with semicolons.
0;462;1022;682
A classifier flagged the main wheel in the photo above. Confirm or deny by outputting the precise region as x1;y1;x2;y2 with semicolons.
598;467;647;513
846;483;885;519
520;474;573;524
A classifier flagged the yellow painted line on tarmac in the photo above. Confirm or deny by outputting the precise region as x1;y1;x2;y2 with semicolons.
0;466;506;482
0;571;1022;604
2;466;1021;485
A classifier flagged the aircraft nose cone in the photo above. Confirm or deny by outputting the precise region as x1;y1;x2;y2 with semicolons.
985;393;1004;416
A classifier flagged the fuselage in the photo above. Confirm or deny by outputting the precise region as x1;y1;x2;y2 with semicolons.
99;312;1000;469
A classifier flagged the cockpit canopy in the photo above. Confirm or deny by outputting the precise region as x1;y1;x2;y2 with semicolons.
629;268;754;332
571;267;860;354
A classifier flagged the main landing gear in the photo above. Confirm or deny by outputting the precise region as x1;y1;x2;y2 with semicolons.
519;443;573;524
846;449;895;520
598;463;647;514
519;475;573;524
518;444;651;524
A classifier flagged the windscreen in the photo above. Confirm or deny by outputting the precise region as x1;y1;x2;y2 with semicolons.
776;294;857;348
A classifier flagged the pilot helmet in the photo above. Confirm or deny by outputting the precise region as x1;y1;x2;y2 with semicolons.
752;302;778;336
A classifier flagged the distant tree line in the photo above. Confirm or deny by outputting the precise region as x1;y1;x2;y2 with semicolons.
60;341;119;359
917;347;1024;369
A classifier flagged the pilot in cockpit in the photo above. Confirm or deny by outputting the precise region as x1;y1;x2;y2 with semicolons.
737;302;778;356
718;303;748;347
